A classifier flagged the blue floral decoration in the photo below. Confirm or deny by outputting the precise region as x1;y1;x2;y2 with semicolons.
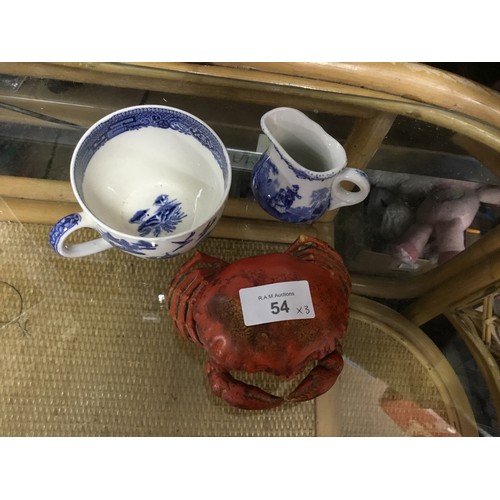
163;215;219;254
74;107;230;194
49;213;81;252
102;232;157;256
171;231;196;252
129;194;187;237
251;155;330;223
195;216;218;243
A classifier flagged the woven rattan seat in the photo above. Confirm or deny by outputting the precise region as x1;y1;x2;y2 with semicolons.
0;223;476;436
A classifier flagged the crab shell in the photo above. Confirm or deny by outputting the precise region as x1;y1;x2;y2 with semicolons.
167;235;351;410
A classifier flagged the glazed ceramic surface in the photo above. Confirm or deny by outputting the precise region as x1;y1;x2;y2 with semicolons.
50;105;231;258
251;107;370;223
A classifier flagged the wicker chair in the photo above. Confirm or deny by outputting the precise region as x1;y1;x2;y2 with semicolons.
0;62;498;436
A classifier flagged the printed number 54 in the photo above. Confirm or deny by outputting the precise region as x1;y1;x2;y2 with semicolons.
270;300;290;315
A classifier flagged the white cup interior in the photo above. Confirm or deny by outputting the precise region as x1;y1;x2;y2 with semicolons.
72;106;229;240
81;127;223;236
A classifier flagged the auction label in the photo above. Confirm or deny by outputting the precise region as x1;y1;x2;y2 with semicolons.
238;280;315;326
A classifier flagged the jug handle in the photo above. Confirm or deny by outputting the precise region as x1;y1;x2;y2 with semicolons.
49;212;113;258
328;168;371;210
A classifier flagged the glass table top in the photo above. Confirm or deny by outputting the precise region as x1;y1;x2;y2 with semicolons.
0;62;499;437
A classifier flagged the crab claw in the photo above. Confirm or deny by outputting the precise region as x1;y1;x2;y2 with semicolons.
287;349;344;403
206;361;284;410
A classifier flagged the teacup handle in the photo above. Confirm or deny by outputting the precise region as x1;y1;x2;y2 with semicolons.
328;168;370;210
49;212;113;258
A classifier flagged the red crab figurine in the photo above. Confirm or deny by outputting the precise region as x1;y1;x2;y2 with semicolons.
167;235;351;410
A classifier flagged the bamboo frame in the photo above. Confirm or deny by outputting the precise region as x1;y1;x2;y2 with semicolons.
0;175;334;247
344;112;397;170
334;296;479;437
452;133;500;178
446;311;500;425
315;295;479;436
1;62;500;152
0;62;379;120
403;257;500;327
215;63;500;128
315;295;478;436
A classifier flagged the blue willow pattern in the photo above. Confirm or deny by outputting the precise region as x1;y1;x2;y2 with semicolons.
101;232;158;256
49;213;81;253
129;194;187;237
251;155;330;223
74;107;229;190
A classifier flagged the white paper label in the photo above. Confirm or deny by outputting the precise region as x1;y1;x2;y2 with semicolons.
238;280;315;326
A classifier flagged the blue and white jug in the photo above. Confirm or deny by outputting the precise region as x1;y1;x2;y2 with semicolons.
251;107;370;223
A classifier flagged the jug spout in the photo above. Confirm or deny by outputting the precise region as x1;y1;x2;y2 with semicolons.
261;107;347;174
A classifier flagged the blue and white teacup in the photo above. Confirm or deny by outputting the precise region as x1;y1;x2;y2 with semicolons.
251;107;370;223
49;105;231;259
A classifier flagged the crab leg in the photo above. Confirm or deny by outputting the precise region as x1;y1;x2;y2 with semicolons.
167;252;226;343
287;235;351;294
286;349;344;403
206;361;284;410
288;234;345;268
286;234;342;261
167;251;225;300
168;269;211;343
